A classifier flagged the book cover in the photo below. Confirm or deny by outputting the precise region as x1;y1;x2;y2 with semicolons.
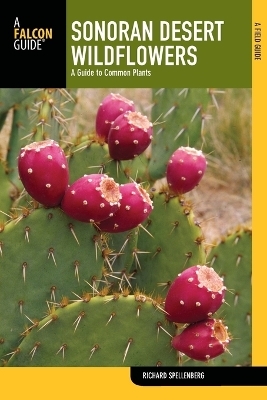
0;0;264;396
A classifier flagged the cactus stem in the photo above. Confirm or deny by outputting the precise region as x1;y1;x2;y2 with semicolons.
89;344;99;360
73;311;85;332
68;223;80;246
56;343;67;358
123;338;133;363
106;312;116;326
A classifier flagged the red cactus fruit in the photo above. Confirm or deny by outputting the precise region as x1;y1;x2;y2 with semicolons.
97;182;153;232
18;139;69;207
171;318;231;362
166;146;207;194
164;265;226;323
95;93;135;142
108;111;153;160
60;174;121;223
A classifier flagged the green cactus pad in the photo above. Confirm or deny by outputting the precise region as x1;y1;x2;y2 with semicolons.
68;138;150;186
67;140;120;183
0;88;35;115
180;227;252;366
129;191;207;299
6;294;178;366
148;88;224;180
1;89;77;200
96;228;139;292
0;207;104;360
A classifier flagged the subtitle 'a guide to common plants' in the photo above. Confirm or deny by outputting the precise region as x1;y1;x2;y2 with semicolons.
0;0;265;396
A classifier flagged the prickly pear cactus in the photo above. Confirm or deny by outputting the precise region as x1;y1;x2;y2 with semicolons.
148;88;223;180
0;88;251;367
206;227;252;366
6;295;177;367
128;191;206;298
1;88;77;192
177;226;252;366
